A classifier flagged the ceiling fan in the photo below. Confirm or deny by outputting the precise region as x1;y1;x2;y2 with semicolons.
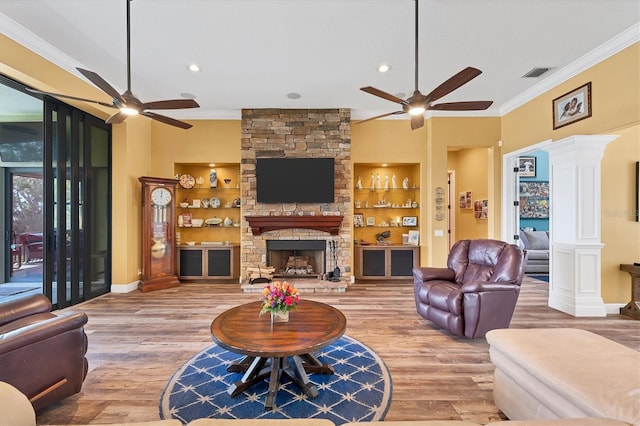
358;0;493;130
28;0;199;129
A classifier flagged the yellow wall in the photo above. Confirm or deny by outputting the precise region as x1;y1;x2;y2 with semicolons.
450;148;491;240
501;43;640;303
2;33;638;304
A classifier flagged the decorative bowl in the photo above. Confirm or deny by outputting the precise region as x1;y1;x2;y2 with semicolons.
185;241;196;246
179;202;189;208
191;218;204;227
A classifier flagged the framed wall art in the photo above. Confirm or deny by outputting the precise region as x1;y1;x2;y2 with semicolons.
519;182;549;219
474;199;488;219
459;191;473;209
553;82;592;129
518;156;536;177
366;216;376;226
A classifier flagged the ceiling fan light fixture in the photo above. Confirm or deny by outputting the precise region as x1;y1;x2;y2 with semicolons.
188;63;201;72
120;106;139;116
408;106;425;116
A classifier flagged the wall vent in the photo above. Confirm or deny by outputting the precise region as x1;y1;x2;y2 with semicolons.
522;67;553;78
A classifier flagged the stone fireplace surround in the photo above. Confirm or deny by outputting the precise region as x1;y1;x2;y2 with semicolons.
240;108;351;283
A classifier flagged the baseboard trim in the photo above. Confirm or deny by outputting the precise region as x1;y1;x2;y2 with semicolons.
110;281;140;293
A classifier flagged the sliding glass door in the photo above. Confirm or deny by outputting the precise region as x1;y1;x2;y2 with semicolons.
1;74;111;309
45;101;111;308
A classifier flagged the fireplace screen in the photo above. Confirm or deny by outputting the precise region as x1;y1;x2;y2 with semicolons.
266;240;326;278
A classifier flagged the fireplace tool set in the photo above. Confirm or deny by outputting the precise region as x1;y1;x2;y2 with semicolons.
327;240;341;282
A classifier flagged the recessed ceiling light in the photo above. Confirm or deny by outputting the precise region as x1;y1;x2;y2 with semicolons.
286;92;302;100
377;64;391;73
188;64;200;72
209;163;216;167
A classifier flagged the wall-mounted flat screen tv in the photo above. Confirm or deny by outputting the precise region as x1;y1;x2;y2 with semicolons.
256;158;334;203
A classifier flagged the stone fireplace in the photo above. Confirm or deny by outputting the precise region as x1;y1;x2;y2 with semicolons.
240;108;351;283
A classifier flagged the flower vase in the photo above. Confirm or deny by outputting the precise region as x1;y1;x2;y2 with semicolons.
271;310;289;323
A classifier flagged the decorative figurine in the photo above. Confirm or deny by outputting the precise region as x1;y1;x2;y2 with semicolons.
384;175;389;190
402;177;410;189
370;173;375;190
392;173;397;189
356;175;363;189
376;173;381;190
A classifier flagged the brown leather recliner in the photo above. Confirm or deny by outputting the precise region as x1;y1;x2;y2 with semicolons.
0;294;88;411
413;239;527;339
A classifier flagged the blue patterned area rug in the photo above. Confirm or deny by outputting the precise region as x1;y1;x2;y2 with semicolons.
160;335;392;425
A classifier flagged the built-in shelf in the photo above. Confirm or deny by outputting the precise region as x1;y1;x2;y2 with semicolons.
245;215;344;235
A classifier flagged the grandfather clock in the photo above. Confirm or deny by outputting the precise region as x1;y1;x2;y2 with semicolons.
138;176;180;292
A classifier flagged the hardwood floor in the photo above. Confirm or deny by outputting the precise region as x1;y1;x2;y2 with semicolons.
36;277;639;425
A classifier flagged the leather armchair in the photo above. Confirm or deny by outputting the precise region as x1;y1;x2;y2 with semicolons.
413;239;527;339
0;294;89;411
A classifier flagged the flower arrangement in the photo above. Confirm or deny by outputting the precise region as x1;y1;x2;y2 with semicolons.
260;281;300;315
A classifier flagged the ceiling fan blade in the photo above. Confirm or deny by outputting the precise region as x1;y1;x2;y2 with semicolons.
142;111;193;129
425;67;483;103
26;88;117;108
105;111;128;124
430;100;494;111
410;114;424;130
360;87;407;105
142;99;200;110
354;111;405;125
76;68;125;103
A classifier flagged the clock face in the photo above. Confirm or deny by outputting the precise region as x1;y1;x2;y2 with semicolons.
151;187;172;206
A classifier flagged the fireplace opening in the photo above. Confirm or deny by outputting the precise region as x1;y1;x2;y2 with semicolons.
266;240;326;279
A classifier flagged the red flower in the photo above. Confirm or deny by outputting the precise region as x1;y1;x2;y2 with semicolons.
284;296;293;306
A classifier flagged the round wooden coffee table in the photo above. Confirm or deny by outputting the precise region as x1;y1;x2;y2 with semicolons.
210;299;346;410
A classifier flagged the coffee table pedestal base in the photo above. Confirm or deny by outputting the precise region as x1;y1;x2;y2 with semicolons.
227;354;334;410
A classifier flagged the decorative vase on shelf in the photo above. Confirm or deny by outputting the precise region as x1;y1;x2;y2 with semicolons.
271;310;290;323
209;168;217;188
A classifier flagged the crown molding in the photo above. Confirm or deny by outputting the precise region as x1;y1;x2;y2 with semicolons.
0;13;85;76
499;22;640;116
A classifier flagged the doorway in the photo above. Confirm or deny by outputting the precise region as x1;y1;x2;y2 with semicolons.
9;170;44;284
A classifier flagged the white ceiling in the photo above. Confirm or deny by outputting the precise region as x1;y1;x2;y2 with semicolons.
1;0;639;122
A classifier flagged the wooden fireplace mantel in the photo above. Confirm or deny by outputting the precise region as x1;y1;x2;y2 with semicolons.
245;215;344;235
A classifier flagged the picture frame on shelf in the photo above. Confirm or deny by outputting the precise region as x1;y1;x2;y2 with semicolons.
552;82;592;129
518;156;536;177
353;213;364;227
407;230;419;246
366;216;376;226
402;216;418;226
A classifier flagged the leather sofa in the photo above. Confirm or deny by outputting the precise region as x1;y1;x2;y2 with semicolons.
0;380;631;426
413;239;527;338
0;294;89;411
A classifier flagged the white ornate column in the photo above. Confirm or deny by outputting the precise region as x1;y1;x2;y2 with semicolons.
545;135;618;316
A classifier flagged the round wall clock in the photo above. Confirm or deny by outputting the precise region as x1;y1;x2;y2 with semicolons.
179;174;195;189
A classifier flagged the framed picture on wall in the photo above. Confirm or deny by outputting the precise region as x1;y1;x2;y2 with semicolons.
552;82;592;129
636;161;640;222
519;182;549;219
518;156;536;177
